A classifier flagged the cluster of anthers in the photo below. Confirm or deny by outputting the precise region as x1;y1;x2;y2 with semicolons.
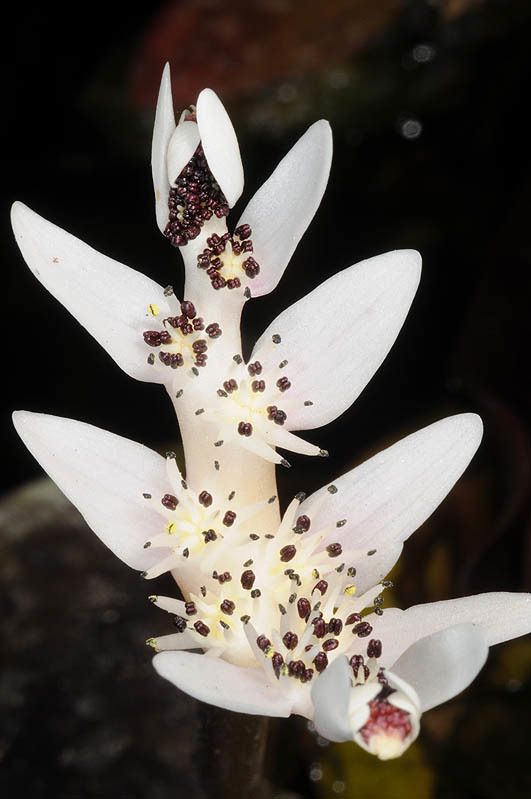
143;453;418;757
197;225;260;292
164;109;229;247
143;293;222;378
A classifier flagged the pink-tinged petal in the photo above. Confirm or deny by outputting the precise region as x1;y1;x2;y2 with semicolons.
301;414;483;592
153;651;292;716
11;202;171;383
377;592;531;667
12;411;166;570
391;624;488;712
252;250;421;430
237;120;333;297
311;655;352;741
151;62;176;233
196;89;244;208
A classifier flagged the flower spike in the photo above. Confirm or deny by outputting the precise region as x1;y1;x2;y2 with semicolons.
12;74;531;763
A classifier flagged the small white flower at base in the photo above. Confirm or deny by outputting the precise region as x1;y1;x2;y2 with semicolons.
350;673;421;760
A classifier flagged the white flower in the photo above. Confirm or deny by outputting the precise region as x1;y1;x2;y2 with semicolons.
12;68;530;761
15;407;529;759
11;74;420;500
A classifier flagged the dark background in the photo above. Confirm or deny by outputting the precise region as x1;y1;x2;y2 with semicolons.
3;1;531;797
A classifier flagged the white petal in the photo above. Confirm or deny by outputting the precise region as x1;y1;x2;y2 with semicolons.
311;655;352;742
11;202;170;383
378;592;531;667
151;63;176;233
166;120;201;185
153;651;292;716
196;89;244;207
391;624;488;712
252;250;421;429
12;411;166;570
301;413;483;592
236;121;333;297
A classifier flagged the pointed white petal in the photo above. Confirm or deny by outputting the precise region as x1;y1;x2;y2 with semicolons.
11;202;170;383
166;120;200;185
196;89;244;207
311;655;352;742
252;250;421;429
153;651;292;716
12;411;166;570
237;121;333;297
301;414;483;592
392;624;488;712
378;592;531;667
151;63;176;233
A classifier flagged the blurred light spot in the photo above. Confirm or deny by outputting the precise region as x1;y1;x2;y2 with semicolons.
333;780;346;793
277;83;298;103
307;720;316;732
507;678;522;692
328;69;350;89
412;43;436;63
317;734;331;747
400;118;423;140
309;763;323;782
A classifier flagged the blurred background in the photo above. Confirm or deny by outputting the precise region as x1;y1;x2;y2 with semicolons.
3;0;531;796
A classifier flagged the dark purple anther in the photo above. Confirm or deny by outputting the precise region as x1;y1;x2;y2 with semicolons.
313;652;328;672
322;639;339;652
367;639;382;659
194;620;210;637
326;542;343;558
279;545;296;562
220;599;235;615
241;570;256;590
272;653;284;679
181;300;196;318
297;597;311;621
256;634;271;651
276;377;291;392
238;422;253;436
235;223;252;239
198;491;213;507
353;622;373;638
143;331;162;347
328;617;343;636
296;515;311;532
350;654;364;678
314;580;328;595
223;510;236;526
185;601;197;616
282;631;298;650
206;323;222;338
173;615;187;632
161;494;178;510
271;409;287;425
345;613;362;626
243;257;260;278
247;361;262;376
